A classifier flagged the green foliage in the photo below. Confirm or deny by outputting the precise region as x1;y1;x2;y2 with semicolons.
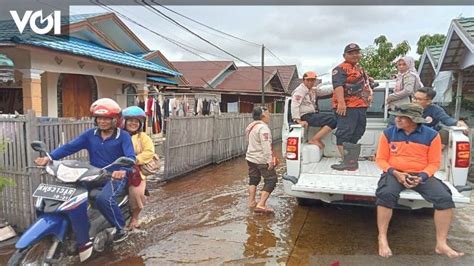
0;140;15;192
416;34;446;55
359;35;411;79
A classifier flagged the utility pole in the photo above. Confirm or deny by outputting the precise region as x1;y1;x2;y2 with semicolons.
261;44;265;105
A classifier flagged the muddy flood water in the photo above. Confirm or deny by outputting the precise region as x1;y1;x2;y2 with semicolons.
1;144;473;265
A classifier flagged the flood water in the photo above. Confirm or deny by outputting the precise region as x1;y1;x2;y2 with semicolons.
1;144;473;265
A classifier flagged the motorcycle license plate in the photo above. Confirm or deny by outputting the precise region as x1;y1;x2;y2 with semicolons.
33;183;76;201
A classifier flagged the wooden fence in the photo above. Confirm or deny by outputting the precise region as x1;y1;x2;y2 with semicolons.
164;113;283;180
1;112;282;230
0;111;93;231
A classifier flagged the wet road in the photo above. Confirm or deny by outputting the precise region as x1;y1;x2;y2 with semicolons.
1;144;474;265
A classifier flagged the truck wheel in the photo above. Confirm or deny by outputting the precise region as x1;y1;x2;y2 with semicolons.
7;237;55;266
296;197;322;206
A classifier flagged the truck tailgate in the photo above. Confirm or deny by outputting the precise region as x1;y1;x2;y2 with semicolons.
292;158;470;204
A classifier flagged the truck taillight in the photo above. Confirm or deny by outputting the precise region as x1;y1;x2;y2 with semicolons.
286;137;299;160
455;141;471;168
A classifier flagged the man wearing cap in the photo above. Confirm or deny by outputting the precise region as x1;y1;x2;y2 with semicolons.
375;103;463;258
291;71;337;149
331;43;374;171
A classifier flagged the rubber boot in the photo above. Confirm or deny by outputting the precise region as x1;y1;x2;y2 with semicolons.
331;142;361;171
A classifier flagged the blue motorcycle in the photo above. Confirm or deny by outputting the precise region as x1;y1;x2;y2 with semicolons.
7;141;134;265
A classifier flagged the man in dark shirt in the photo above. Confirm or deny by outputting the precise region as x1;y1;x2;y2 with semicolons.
413;87;468;144
331;43;373;171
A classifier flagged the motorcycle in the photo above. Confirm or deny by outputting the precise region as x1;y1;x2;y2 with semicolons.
7;141;135;265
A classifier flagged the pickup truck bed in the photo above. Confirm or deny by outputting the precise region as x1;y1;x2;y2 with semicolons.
293;156;469;205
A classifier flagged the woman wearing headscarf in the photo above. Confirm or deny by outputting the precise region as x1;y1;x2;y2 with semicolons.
386;56;423;125
122;106;156;229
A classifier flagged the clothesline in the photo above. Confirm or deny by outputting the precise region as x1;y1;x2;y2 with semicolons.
115;92;219;98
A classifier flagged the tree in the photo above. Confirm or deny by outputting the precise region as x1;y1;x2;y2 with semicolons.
416;34;446;55
359;35;411;79
415;34;446;69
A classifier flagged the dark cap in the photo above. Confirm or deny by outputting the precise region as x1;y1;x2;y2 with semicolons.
344;43;361;53
388;103;428;124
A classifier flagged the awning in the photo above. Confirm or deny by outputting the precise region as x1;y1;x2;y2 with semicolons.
147;76;178;85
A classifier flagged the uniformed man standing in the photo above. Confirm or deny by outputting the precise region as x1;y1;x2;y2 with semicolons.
331;43;373;171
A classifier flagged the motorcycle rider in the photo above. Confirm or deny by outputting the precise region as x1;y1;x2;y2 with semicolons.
34;98;136;253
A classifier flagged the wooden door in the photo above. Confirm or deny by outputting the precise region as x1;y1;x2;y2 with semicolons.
60;74;95;118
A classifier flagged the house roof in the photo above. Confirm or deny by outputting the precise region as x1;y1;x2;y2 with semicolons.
171;61;234;87
437;17;474;73
0;13;181;77
434;17;474;94
12;34;180;76
147;76;178;85
264;65;298;91
216;66;284;93
418;45;444;86
139;50;189;85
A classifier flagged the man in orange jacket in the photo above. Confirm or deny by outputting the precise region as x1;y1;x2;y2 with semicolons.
375;103;463;259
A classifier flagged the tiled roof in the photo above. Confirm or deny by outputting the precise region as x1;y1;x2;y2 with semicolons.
12;34;180;76
426;45;443;66
456;17;474;43
264;65;297;90
0;13;109;41
147;76;177;85
171;61;234;87
216;66;284;93
0;13;180;76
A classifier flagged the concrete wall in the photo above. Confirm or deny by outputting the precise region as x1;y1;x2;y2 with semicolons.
1;47;151;117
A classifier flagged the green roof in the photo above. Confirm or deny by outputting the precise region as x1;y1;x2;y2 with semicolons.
426;45;443;65
456;17;474;43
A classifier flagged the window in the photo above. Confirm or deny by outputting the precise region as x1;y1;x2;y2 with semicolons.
123;84;137;107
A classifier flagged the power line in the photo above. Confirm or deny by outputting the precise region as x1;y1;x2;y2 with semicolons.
149;0;261;47
91;0;222;62
91;1;281;84
266;47;287;65
139;0;270;73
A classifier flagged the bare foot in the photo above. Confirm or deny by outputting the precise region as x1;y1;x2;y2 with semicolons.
378;236;393;258
248;200;257;208
127;218;138;230
435;244;464;258
308;139;325;149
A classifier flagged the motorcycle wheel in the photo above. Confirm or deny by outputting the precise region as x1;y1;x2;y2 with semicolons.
7;237;56;266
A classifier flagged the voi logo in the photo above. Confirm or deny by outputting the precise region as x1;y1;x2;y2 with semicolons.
9;10;61;35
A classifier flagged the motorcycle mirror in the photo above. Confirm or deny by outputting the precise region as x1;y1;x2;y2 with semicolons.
31;141;47;153
112;157;135;167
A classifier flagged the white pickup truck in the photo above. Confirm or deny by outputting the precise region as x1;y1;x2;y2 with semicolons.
282;81;472;209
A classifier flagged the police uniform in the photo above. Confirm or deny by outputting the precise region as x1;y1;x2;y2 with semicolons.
291;83;336;129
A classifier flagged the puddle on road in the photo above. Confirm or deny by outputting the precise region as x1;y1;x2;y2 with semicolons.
2;143;473;265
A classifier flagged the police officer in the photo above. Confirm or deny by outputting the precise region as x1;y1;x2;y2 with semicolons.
331;43;373;171
291;71;337;149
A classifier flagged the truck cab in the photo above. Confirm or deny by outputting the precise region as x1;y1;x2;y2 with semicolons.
282;81;471;209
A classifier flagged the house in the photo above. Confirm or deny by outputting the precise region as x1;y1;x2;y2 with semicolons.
0;13;181;117
170;61;300;113
418;17;474;121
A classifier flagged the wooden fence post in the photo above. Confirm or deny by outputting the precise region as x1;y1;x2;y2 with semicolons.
24;110;39;226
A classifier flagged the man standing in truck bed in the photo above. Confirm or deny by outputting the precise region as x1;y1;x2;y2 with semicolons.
375;103;463;259
331;43;373;171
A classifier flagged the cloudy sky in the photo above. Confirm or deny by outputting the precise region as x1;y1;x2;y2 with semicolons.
69;5;473;80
